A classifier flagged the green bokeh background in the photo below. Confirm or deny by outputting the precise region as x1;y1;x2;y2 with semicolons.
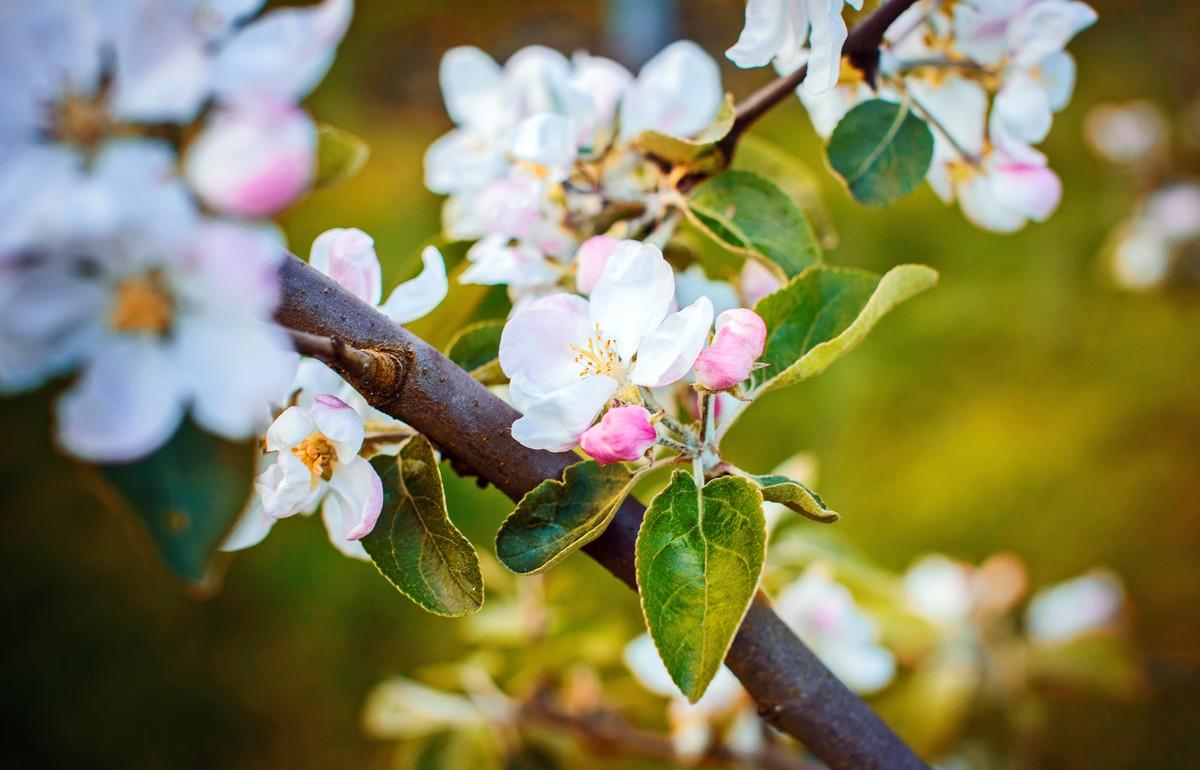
2;0;1198;767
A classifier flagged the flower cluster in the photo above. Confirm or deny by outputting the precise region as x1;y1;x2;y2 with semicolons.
0;0;353;462
774;0;1097;232
224;228;448;558
425;41;726;304
497;239;766;465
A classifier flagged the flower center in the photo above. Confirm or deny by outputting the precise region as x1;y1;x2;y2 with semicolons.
50;88;112;154
570;325;622;379
292;433;337;484
109;272;174;335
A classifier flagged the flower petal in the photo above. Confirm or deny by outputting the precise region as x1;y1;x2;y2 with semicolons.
693;307;766;391
439;46;505;128
379;246;448;324
311;393;365;461
619;41;723;141
309;227;382;306
499;292;592;394
510;375;617;451
327;455;384;540
579;404;657;464
256;452;322;519
266;405;316;451
629;297;714;388
575;235;620;295
220;495;277;552
802;0;851;95
589;240;674;360
726;0;791;69
320;495;370;560
1010;0;1097;69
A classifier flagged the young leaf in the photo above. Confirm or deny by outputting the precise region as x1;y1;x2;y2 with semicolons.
445;319;506;386
752;264;938;393
315;122;369;188
95;420;255;588
636;471;766;702
636;93;735;172
826;99;933;206
732;134;838;249
495;460;638;574
363;436;483;617
685;170;821;280
748;474;839;523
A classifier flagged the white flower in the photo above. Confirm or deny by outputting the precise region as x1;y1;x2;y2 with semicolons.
904;555;976;626
775;565;896;693
726;0;864;94
619;41;724;142
1084;101;1169;166
1025;570;1125;644
253;395;384;559
498;241;713;451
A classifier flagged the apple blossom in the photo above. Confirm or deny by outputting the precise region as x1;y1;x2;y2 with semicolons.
726;0;865;95
774;565;896;693
574;236;620;295
1084;101;1169;166
1025;570;1125;643
498;241;713;451
619;41;724;142
904;554;976;627
694;308;767;392
579;405;658;464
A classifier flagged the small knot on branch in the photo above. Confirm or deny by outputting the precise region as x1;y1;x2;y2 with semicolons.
286;328;408;402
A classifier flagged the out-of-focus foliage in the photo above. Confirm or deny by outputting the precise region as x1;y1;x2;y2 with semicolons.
2;0;1200;768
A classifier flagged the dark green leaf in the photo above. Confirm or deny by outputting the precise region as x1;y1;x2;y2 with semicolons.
636;94;735;172
753;264;938;393
363;437;483;616
315;122;369;188
732;134;838;249
636;471;766;701
685;170;822;280
495;460;638;574
826;99;933;206
748;474;839;523
95;420;255;587
445;319;506;386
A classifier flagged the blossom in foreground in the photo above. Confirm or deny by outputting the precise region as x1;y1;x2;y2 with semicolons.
1025;570;1125;644
694;308;767;391
499;241;713;451
726;0;865;94
774;565;896;693
254;396;384;558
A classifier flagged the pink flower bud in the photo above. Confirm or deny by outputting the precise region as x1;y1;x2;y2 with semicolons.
309;227;383;306
575;235;620;294
185;103;316;218
693;308;766;391
579;405;657;464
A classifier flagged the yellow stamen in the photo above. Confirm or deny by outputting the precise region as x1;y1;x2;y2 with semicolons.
109;273;174;335
292;433;337;486
570;325;622;379
50;89;111;153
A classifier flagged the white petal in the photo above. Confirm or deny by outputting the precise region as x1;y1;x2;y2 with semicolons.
992;159;1062;222
109;1;211;123
908;74;987;158
952;0;1021;66
461;233;559;287
439;46;504;128
498;292;592;393
221;495;276;551
1010;0;1097;69
619;41;723;141
624;634;682;697
55;337;185;463
675;264;740;316
802;0;851;95
821;644;896;694
510;375;617;451
569;52;632;147
992;68;1053;145
423;129;508;195
212;0;352;104
380;246;448;323
509;113;576;180
503;45;576;121
266;405;316;451
1037;51;1076;112
629;297;714;387
588;241;674;360
311;393;365;461
308;227;382;306
258;452;323;519
955;167;1026;233
726;0;792;69
327;455;384;540
320;496;370;559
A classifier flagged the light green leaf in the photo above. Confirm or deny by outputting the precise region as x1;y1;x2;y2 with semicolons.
315;122;369;188
826;99;933;206
636;93;735;172
732;134;838;249
95;420;255;588
752;264;938;393
748;474;839;523
495;460;638;575
685;169;822;280
409;729;503;770
363;437;483;616
445;319;506;386
636;471;766;702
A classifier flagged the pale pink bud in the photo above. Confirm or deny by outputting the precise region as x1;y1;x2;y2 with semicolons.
309;228;383;306
579;405;657;464
740;259;782;306
185;103;316;218
992;161;1062;222
575;235;620;294
693;308;766;391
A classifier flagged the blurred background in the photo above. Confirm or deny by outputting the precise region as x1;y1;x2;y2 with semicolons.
2;0;1199;767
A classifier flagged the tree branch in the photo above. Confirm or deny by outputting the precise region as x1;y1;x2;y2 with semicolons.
275;254;929;770
718;0;921;158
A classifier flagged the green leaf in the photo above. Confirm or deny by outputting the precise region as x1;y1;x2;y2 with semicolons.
363;436;484;616
495;460;638;575
732;134;838;249
748;474;839;523
445;319;506;386
752;264;938;393
636;471;766;702
825;99;933;206
314;122;369;188
685;169;822;280
95;420;255;587
635;93;735;172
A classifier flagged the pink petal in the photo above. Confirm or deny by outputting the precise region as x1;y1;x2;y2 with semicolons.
579;405;657;464
693;308;766;391
575;235;620;295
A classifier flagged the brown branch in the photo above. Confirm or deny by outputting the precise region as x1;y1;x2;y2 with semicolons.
718;0;921;159
519;687;822;770
274;253;929;770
